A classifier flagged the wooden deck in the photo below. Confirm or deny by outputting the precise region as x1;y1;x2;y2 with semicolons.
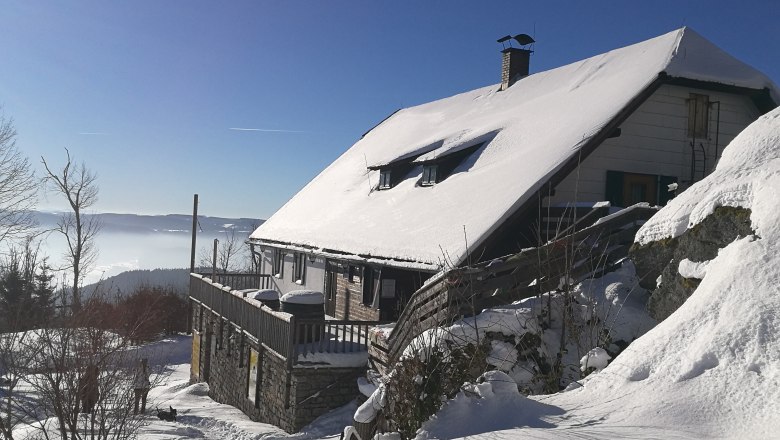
189;273;376;370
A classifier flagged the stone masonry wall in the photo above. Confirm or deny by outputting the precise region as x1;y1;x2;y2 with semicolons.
190;302;365;433
335;268;380;321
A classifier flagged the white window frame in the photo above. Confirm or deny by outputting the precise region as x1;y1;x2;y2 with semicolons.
272;249;284;278
292;252;306;285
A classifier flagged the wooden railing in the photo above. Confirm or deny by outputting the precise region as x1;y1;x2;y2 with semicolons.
539;203;611;242
200;272;274;291
189;273;376;368
295;320;373;356
380;204;659;367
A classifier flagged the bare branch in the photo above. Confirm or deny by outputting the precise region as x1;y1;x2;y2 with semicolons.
0;110;37;244
41;149;101;312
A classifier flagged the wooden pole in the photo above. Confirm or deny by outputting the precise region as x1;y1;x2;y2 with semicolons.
190;194;198;273
212;238;219;279
188;194;198;335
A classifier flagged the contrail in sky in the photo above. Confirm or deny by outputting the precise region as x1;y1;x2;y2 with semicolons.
229;127;305;133
78;132;109;135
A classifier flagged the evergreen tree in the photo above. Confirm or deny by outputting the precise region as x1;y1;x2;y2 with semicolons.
33;259;56;326
0;259;34;331
0;242;56;331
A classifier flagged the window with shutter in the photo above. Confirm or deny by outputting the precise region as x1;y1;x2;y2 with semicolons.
688;93;710;139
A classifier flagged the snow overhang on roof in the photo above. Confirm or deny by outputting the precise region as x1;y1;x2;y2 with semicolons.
411;130;499;164
251;27;779;269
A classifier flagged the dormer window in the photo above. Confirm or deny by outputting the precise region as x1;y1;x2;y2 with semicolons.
421;164;438;186
378;169;392;190
417;141;486;186
375;164;414;190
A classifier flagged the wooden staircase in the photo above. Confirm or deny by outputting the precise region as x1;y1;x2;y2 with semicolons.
369;204;658;374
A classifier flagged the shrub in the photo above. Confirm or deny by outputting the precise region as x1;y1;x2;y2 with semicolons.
385;341;488;439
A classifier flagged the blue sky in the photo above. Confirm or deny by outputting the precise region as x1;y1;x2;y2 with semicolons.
2;0;778;219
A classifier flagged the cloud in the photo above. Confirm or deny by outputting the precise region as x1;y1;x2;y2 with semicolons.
78;132;109;135
229;127;304;133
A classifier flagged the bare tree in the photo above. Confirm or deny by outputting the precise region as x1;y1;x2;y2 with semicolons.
22;297;155;440
0;110;37;244
41;149;100;312
198;227;250;274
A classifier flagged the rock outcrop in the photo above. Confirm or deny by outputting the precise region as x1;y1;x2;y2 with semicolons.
630;206;753;320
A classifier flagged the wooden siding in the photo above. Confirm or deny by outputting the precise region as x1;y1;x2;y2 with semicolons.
328;263;430;322
334;264;380;321
549;84;760;206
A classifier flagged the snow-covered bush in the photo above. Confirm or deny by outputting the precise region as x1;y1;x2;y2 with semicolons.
385;340;488;439
373;260;659;438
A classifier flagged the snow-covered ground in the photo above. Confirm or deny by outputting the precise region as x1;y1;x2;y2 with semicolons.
5;334;354;440
413;106;780;440
135;336;354;440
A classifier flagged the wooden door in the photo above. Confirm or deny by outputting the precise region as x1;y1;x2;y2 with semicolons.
622;173;658;205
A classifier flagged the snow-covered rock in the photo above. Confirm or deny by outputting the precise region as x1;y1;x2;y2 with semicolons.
677;259;711;279
579;347;611;372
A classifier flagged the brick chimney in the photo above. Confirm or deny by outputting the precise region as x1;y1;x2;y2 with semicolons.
500;47;532;90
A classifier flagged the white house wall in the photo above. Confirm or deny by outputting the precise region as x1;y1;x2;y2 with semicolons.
260;247;326;295
548;84;760;206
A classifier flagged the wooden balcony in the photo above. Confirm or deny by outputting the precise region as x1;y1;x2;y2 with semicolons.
189;273;376;369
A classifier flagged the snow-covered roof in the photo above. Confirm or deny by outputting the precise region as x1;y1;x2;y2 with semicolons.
251;28;777;271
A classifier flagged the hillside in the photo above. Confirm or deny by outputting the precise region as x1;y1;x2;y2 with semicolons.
33;212;263;284
34;212;262;235
415;108;780;439
83;268;190;297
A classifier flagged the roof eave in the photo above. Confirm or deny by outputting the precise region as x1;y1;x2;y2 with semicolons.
248;237;441;272
662;75;778;113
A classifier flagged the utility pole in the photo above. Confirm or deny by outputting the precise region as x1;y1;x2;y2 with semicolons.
190;194;198;273
187;194;198;335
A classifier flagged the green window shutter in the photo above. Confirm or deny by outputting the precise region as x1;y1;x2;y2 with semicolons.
605;170;624;207
659;175;678;205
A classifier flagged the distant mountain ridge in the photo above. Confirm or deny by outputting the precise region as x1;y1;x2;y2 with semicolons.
34;211;263;235
82;268;190;297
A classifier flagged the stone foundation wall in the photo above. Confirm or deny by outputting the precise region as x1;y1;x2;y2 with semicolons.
190;302;365;432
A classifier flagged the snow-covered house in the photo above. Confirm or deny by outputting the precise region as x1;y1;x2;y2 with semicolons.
249;27;777;322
